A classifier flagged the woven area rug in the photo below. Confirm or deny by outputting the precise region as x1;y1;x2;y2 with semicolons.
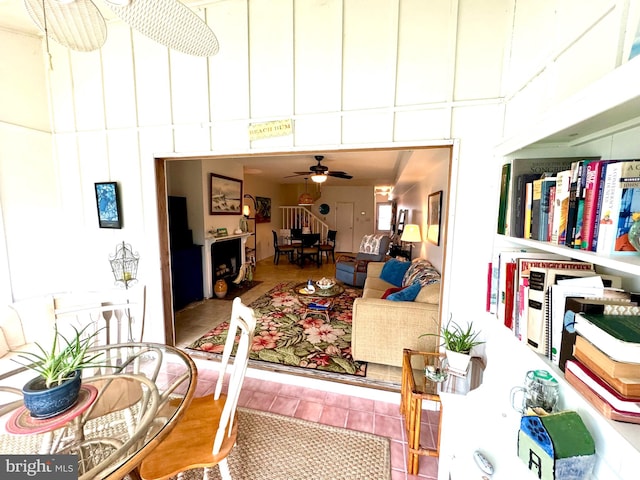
171;408;391;480
188;281;366;377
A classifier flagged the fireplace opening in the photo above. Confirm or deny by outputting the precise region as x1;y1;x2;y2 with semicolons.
211;239;241;284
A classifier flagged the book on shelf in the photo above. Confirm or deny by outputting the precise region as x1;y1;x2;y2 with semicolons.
591;162;614;252
571;159;598;249
526;262;595;355
613;161;640;254
497;252;569;334
595;160;640;254
581;160;615;251
524;181;533;239
566;359;640;411
531;176;557;241
497;163;511;234
565;360;640;424
573;336;640;399
565;368;640;424
507;157;588;237
548;276;622;365
559;295;639;372
547;184;556;242
495;250;554;327
551;169;572;244
487;253;501;314
574;312;640;363
574;334;640;381
513;254;571;342
486;262;494;313
513;173;541;238
503;261;517;329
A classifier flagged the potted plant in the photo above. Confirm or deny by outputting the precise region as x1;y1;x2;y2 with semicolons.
12;324;104;418
421;317;484;373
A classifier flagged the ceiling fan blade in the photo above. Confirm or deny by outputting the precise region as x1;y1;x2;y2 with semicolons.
24;0;106;52
328;172;353;179
284;172;308;178
105;0;219;56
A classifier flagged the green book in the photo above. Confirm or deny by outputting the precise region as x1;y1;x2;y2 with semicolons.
574;312;640;363
497;163;511;234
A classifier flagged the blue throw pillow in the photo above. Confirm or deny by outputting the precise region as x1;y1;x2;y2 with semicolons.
380;259;411;287
387;281;421;302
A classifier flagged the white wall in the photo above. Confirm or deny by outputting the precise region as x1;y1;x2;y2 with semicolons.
0;1;636;350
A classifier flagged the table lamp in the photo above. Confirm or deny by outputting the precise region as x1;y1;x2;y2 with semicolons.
400;224;422;259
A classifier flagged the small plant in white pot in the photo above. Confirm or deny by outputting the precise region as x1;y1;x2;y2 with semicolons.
421;317;484;374
12;324;104;418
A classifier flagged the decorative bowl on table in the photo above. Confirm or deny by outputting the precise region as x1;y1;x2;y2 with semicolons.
316;277;336;290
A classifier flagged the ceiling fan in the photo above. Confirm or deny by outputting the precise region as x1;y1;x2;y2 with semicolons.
286;156;353;183
24;0;219;56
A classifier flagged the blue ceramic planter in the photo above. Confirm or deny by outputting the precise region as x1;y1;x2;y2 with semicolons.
22;370;82;418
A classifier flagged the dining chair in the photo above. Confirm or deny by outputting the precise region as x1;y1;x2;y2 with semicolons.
297;233;321;268
272;230;295;265
319;230;337;264
137;297;257;480
53;285;147;347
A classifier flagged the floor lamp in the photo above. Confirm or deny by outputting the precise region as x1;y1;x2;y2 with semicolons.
400;224;422;260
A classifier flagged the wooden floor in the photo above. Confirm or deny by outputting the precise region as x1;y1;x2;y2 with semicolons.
174;254;404;387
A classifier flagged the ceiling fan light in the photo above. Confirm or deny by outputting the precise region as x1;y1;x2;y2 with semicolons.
311;173;327;183
104;0;131;5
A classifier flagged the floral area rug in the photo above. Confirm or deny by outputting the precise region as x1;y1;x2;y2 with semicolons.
187;282;367;377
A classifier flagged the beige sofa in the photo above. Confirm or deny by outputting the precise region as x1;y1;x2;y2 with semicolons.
351;260;441;368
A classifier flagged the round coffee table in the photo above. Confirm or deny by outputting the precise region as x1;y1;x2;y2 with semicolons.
293;281;345;322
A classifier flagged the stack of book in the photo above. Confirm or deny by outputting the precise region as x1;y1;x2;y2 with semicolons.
499;157;640;254
566;311;640;424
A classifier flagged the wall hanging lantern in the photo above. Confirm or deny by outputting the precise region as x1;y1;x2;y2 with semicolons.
109;241;139;289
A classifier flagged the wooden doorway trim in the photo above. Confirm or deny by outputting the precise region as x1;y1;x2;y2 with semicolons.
155;157;175;346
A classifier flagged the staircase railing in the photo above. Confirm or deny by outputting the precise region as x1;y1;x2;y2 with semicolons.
280;206;329;241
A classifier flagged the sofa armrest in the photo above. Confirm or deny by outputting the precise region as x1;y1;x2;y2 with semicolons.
366;262;385;278
351;297;440;367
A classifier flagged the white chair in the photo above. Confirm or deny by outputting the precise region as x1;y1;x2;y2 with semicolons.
53;285;146;348
137;297;257;480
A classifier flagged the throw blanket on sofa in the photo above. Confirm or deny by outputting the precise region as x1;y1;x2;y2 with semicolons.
359;234;385;254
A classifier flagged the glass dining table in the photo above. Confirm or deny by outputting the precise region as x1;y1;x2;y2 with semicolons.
0;343;197;479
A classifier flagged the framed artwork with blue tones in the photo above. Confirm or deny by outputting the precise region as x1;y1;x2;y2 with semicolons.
94;182;122;229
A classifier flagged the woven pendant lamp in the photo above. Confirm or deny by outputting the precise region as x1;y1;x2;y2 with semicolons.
298;178;314;206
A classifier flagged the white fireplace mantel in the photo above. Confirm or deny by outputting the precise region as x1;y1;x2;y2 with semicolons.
202;233;251;298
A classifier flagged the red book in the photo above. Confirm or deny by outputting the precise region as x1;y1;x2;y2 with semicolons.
565;360;640;424
486;262;493;312
581;160;612;250
503;262;517;330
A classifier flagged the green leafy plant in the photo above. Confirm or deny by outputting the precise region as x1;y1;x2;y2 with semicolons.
420;317;484;354
12;324;105;388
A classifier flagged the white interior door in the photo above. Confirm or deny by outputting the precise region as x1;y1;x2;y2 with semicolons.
336;202;354;253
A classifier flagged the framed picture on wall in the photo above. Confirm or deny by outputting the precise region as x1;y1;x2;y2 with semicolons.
209;173;243;215
255;196;271;223
427;190;442;245
94;182;122;229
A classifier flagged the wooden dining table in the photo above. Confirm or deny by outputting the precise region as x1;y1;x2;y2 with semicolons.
0;342;197;479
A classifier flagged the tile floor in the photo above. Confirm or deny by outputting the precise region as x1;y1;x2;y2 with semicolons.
193;358;441;480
